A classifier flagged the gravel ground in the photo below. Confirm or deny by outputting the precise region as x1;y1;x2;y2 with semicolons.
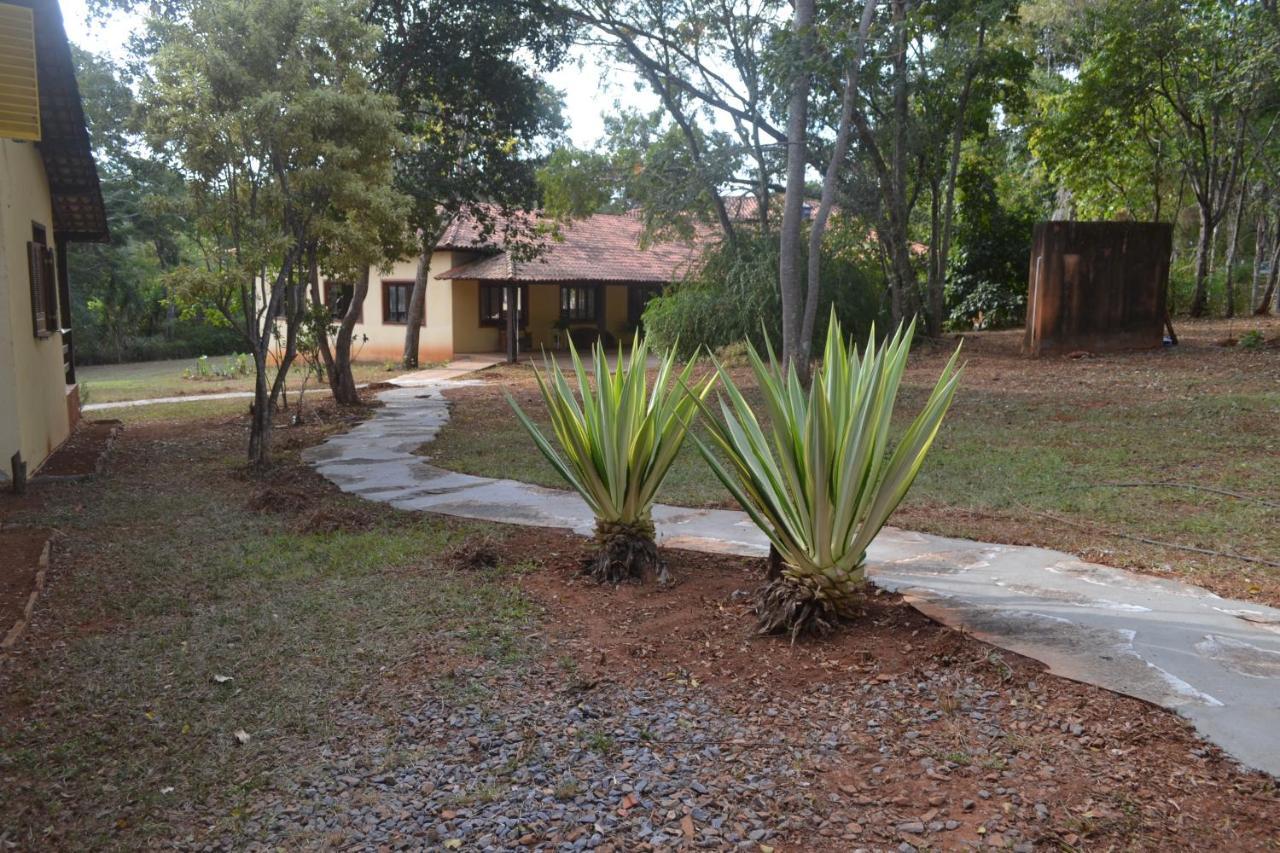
205;658;1093;852
227;666;814;851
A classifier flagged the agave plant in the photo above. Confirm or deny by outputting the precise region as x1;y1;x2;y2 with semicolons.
507;336;715;584
695;314;963;637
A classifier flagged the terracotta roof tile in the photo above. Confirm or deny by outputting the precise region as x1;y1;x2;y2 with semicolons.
436;212;707;284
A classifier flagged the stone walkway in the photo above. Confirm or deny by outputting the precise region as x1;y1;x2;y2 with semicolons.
305;368;1280;779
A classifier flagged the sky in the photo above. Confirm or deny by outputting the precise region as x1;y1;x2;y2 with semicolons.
58;0;656;150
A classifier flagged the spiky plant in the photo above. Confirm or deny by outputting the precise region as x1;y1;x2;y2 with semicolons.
507;336;715;584
695;314;963;637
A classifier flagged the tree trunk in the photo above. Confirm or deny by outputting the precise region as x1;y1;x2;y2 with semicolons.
1255;214;1280;315
269;277;301;413
777;0;815;375
248;351;272;467
931;28;982;336
1222;184;1248;318
800;0;878;376
1251;211;1269;309
888;0;918;327
402;233;430;368
1189;204;1214;317
246;256;297;469
307;246;337;381
330;266;369;405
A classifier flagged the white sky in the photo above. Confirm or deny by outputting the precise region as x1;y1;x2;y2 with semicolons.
58;0;655;150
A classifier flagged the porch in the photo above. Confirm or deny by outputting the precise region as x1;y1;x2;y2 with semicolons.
448;279;664;363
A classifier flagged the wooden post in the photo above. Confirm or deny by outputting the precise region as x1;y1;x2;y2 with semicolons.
11;452;26;494
505;283;518;364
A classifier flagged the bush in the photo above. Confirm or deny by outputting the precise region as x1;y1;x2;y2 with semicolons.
643;227;887;359
74;320;243;365
946;158;1036;330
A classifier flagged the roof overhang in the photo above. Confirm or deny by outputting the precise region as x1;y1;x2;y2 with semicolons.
15;0;109;242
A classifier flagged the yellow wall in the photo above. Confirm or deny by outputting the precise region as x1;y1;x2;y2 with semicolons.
319;251;459;363
449;282;638;356
449;279;498;354
605;285;632;342
0;137;71;477
326;267;652;362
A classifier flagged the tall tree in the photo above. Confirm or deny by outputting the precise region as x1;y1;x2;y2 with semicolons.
144;0;408;466
1049;0;1273;316
365;0;574;368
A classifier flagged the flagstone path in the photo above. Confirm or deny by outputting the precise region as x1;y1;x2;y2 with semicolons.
304;366;1280;779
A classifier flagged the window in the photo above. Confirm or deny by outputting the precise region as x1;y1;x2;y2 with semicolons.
479;284;528;327
382;280;422;325
324;281;362;322
560;285;598;322
27;223;56;338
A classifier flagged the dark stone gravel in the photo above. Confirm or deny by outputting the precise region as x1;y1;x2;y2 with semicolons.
222;667;824;851
197;650;1078;852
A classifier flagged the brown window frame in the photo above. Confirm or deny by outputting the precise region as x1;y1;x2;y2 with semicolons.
28;223;56;339
478;283;529;327
559;284;600;323
381;279;422;326
324;281;363;323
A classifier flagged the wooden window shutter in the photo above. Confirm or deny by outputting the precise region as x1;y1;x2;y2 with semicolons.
0;4;40;141
27;240;47;337
41;245;57;332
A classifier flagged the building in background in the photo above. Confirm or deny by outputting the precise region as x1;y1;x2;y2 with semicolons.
325;211;702;364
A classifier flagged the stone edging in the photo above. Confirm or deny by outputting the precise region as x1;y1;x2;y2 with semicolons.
2;536;51;650
36;420;123;483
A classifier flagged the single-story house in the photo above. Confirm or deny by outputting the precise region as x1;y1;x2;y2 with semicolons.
0;0;108;482
323;211;704;363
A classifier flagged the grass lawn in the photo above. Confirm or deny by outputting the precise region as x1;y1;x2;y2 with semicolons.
0;401;535;847
78;356;405;404
429;316;1280;604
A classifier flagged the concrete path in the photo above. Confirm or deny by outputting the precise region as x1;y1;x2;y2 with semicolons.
305;375;1280;779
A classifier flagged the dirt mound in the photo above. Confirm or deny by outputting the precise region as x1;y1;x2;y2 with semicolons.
440;534;502;570
246;484;313;514
294;504;383;534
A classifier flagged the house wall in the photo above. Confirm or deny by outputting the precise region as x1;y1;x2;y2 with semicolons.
320;251;458;364
0;137;71;477
448;282;640;356
450;278;497;354
605;285;631;340
327;266;652;362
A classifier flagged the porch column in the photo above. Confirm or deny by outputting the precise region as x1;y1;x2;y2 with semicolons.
505;283;518;363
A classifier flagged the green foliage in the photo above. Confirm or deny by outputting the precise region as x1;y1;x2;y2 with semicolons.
537;147;617;219
74;321;243;366
695;315;963;618
143;0;410;328
506;337;715;530
539;109;741;241
1237;330;1264;350
947;154;1036;329
69;47;206;364
643;226;886;359
368;0;572;240
183;353;252;380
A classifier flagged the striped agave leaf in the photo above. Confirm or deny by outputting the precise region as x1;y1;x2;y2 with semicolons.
695;313;963;635
506;335;716;583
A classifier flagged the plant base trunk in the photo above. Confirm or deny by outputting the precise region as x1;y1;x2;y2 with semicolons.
587;520;666;585
753;572;864;640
